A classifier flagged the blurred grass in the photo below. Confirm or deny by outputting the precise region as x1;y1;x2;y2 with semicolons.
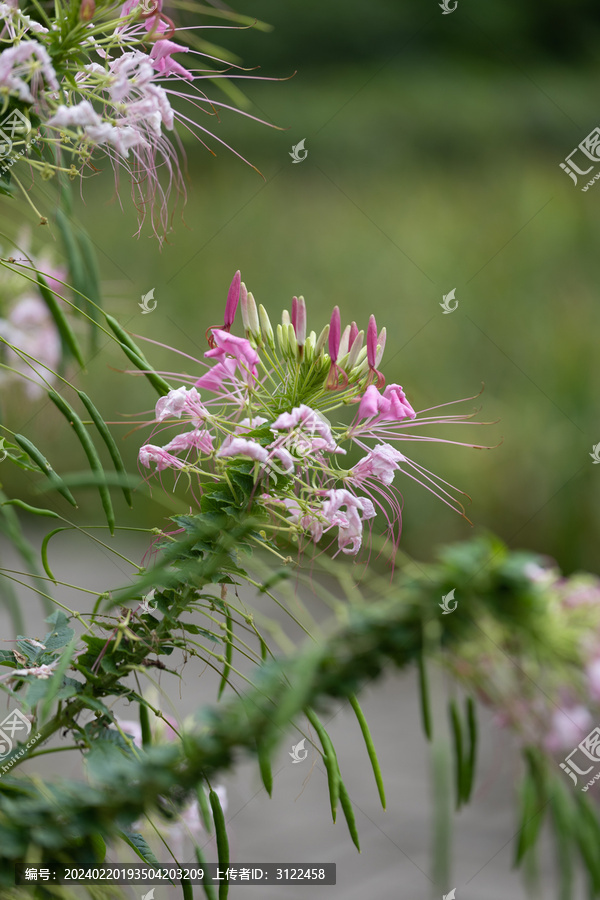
3;61;600;573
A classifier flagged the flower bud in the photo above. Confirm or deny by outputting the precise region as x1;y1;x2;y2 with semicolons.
315;323;330;356
258;303;275;349
282;309;291;327
339;324;351;359
277;323;288;357
286;322;298;359
246;291;260;339
80;0;95;21
224;270;241;328
346;329;364;370
329;306;341;362
295;296;307;346
367;315;378;369
375;326;387;367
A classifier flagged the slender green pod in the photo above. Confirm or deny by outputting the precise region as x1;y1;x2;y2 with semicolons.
448;698;464;809
36;272;86;368
139;703;152;748
104;313;171;396
417;652;433;741
196;784;212;834
338;780;360;852
13;434;77;507
305;708;340;823
77;390;133;506
348;694;386;809
217;611;233;700
194;842;217;900
256;739;273;797
209;789;229;900
48;391;115;534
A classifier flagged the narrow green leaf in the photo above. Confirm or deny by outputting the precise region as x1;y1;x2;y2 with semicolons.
338;780;360;852
348;694;386;809
48;391;115;534
217;611;233;700
36;272;85;368
209;789;229;900
514;771;546;865
105;313;171;396
13;434;77;507
77;391;133;506
417;652;432;741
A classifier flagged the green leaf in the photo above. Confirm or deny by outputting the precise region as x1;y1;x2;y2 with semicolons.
417;652;432;741
119;830;161;867
40;635;79;724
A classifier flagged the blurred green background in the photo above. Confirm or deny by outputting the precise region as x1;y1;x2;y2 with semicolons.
2;0;600;573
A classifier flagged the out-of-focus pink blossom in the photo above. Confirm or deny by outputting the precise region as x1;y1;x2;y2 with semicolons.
0;295;61;399
544;704;593;753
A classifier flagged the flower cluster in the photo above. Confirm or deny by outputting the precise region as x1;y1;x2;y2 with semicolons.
0;0;267;239
137;271;487;557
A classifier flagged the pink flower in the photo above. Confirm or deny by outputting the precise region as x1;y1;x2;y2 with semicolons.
195;358;238;393
205;329;259;385
544;704;593;753
271;404;343;454
235;416;268;433
383;384;416;420
163;429;213;455
139;444;187;471
0;40;58;102
357;383;416;422
48;100;101;128
319;489;377;555
217;436;268;463
155;386;203;422
150;40;193;81
350;443;405;486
